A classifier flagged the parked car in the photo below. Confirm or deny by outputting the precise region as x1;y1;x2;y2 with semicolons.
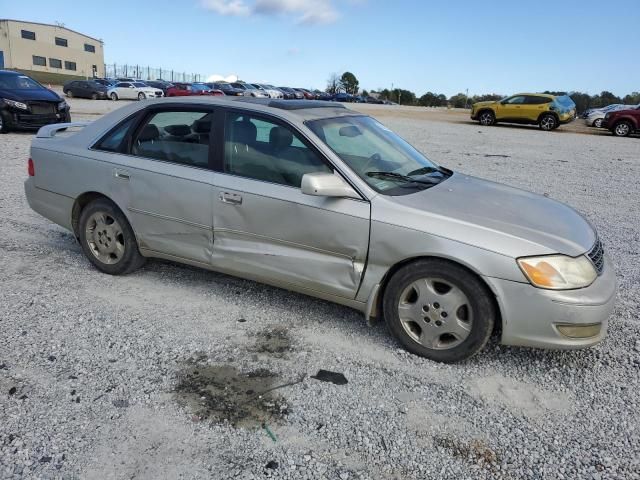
191;83;224;96
24;97;616;362
93;78;115;88
206;82;245;96
365;96;384;104
278;87;303;99
314;90;333;101
602;104;640;137
230;82;268;98
294;88;316;100
333;92;354;102
166;82;193;97
250;84;284;99
63;80;109;100
107;82;163;101
145;80;173;96
584;104;637;128
471;93;576;131
0;70;71;133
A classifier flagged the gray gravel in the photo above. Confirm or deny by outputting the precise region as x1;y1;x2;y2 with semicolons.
1;104;639;479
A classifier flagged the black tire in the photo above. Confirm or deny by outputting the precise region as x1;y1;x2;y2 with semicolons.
66;90;73;98
593;118;603;128
110;92;118;101
0;111;10;134
478;110;495;126
382;259;496;363
612;120;632;137
138;92;146;101
91;92;98;100
78;199;145;275
539;113;557;131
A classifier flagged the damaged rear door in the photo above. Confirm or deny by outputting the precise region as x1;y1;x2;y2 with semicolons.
122;106;216;264
211;111;370;299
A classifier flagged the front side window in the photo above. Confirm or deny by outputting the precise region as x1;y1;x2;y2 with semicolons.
224;112;331;187
32;56;46;67
131;110;213;168
504;96;526;105
307;115;450;195
116;82;130;88
49;58;62;69
21;30;36;40
55;37;68;47
84;43;96;53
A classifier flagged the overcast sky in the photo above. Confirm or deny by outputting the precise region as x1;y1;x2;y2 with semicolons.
3;0;639;96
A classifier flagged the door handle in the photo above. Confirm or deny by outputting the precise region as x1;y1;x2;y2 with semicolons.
113;169;130;180
219;192;242;205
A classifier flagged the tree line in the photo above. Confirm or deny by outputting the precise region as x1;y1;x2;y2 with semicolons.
326;71;639;113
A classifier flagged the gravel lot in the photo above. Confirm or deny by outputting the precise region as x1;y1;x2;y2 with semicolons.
1;97;639;480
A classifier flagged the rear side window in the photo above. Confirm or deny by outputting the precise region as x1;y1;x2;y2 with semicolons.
130;110;213;168
525;96;552;105
94;117;136;152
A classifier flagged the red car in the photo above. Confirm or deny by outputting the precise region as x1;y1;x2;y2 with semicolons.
603;104;640;137
165;82;193;97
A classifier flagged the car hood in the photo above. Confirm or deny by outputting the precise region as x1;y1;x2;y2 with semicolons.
0;87;61;102
381;173;596;258
472;100;497;108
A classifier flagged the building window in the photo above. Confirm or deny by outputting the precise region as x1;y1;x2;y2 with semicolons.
84;43;96;53
55;37;68;47
64;61;77;71
21;30;36;40
49;58;62;69
32;56;46;67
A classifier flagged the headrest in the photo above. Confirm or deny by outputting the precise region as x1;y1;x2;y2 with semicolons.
164;124;191;136
269;126;293;149
232;120;257;145
192;119;211;134
138;124;160;142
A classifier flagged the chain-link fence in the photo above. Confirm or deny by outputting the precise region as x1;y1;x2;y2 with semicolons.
104;64;206;83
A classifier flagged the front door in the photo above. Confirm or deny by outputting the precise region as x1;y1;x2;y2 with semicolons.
211;111;370;299
495;95;527;121
99;106;216;264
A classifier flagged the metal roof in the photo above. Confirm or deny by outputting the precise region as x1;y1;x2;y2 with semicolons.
0;19;103;44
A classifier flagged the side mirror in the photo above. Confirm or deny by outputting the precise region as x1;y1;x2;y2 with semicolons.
301;172;360;199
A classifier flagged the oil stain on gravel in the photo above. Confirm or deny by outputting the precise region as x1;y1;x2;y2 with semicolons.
174;364;290;428
250;326;293;356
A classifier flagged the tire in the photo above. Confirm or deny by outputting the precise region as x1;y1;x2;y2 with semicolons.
478;110;495;126
593;118;603;128
91;93;98;100
613;120;632;137
539;113;557;131
78;199;146;275
138;92;146;101
382;259;496;363
110;92;118;101
66;90;73;98
0;111;10;134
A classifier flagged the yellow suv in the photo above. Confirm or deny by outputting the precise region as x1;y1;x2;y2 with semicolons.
471;93;576;131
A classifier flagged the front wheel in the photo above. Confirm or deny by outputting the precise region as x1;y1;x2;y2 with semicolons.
138;92;146;101
110;92;118;101
382;259;496;363
593;118;603;128
78;199;146;275
66;90;73;98
478;110;495;126
613;120;632;137
0;111;10;133
539;113;557;131
91;93;98;100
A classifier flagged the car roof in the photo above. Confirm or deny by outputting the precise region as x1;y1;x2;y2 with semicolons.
0;69;22;76
513;93;557;99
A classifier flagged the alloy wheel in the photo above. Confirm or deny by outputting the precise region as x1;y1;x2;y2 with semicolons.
138;93;146;101
397;278;473;350
479;112;494;126
594;118;603;128
540;116;556;131
615;122;630;136
84;212;126;265
110;93;118;101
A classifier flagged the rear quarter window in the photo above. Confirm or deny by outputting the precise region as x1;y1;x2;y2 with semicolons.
94;117;136;152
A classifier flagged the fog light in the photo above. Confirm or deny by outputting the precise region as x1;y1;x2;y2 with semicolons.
556;323;601;338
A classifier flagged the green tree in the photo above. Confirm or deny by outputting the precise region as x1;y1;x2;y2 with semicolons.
622;92;640;105
340;71;359;95
448;93;469;109
419;92;445;107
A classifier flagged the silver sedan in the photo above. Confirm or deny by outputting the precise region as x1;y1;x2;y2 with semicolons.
24;97;617;362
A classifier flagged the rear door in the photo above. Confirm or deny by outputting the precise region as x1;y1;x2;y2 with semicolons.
210;110;371;299
523;95;551;121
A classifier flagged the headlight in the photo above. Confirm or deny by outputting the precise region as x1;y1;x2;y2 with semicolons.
3;98;28;110
58;101;68;110
517;255;597;290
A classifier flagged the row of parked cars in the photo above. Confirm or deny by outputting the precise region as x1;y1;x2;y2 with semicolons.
470;92;640;137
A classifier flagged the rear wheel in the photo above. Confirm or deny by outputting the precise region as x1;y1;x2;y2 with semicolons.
66;90;73;98
613;120;632;137
110;92;118;101
383;259;496;363
78;199;145;275
539;113;557;131
138;92;146;101
593;118;603;128
478;110;495;126
91;92;98;100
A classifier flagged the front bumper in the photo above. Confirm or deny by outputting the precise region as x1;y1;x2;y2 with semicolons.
485;254;617;349
1;106;71;130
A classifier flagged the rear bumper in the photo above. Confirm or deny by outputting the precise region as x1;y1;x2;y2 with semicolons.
485;255;617;349
24;178;74;231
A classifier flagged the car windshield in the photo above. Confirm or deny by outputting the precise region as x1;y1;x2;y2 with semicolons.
0;74;44;90
307;115;450;195
133;82;146;87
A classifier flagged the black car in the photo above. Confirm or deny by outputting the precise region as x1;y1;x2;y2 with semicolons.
145;80;173;96
93;78;114;88
0;70;71;133
206;82;245;96
278;87;303;100
63;80;109;100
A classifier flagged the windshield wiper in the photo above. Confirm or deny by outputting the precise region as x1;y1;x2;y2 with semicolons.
406;166;442;177
366;171;437;185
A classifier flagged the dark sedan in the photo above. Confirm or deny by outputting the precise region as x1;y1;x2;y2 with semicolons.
63;80;109;100
145;80;173;96
278;87;303;99
0;70;71;133
206;82;245;96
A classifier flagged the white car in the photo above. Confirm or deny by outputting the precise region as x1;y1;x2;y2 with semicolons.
251;83;284;99
584;104;637;128
107;81;164;101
